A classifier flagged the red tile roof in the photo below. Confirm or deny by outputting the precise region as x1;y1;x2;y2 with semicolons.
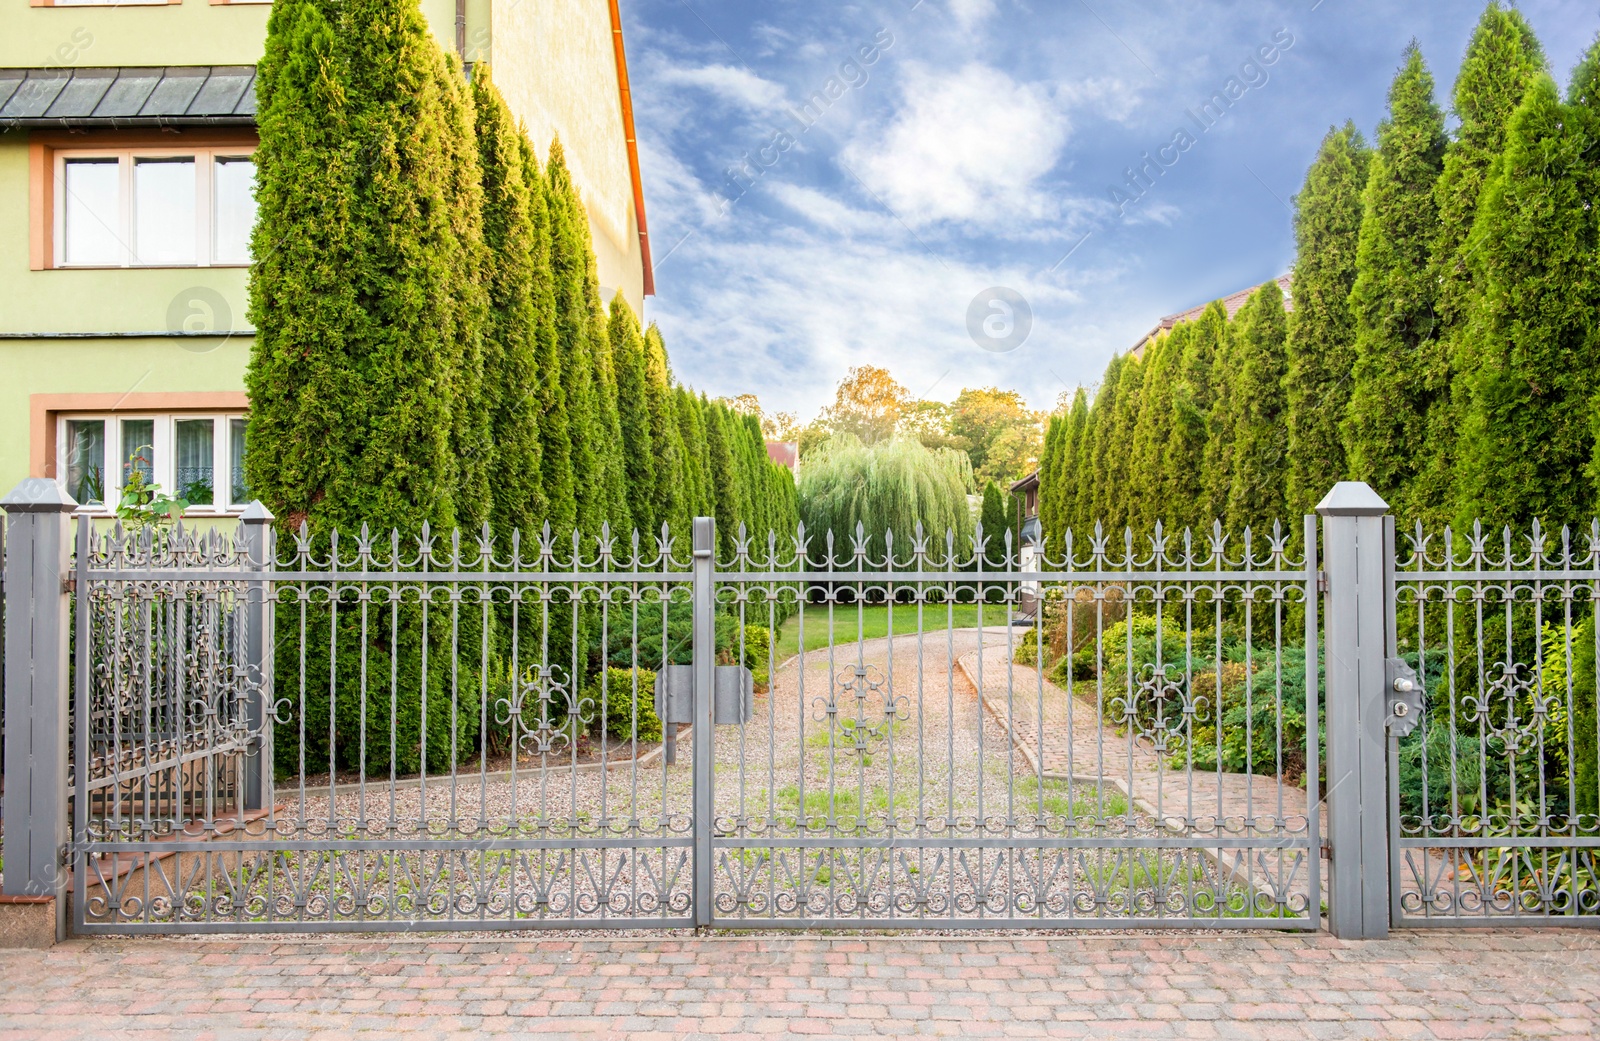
766;441;799;474
1130;273;1292;359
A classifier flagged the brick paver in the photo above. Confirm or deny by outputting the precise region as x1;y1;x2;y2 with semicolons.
1;930;1597;1039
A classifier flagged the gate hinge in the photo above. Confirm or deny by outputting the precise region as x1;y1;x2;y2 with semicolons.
1315;570;1328;594
61;576;76;595
1384;658;1425;737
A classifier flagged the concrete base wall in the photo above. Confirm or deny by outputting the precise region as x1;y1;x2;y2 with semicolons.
0;895;57;949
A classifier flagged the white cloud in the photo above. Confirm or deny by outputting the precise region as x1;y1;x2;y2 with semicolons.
652;63;789;112
765;184;885;236
840;63;1072;232
645;219;1108;421
948;0;998;31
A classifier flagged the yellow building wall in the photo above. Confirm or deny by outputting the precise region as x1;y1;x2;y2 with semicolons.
491;0;646;314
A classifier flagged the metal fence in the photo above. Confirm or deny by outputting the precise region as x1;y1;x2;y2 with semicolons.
2;479;1597;937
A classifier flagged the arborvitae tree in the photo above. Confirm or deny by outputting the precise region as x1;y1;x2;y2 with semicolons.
675;386;713;520
1223;281;1292;532
438;53;490;531
1102;356;1145;531
247;0;485;773
248;0;471;535
1036;414;1064;551
546;140;606;536
471;68;544;537
1085;354;1124;528
1071;386;1103;535
1128;329;1179;533
702;398;743;556
1284;122;1371;516
582;284;630;534
1201;317;1241;526
643;325;688;540
980;479;1009;565
1416;5;1547;524
245;0;346;530
1056;388;1088;546
1168;303;1226;531
523;136;576;536
608;298;655;534
1578;39;1600;508
1453;72;1600;528
1342;44;1447;519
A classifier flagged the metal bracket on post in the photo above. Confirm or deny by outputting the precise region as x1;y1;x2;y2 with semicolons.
690;517;715;929
1;478;78;942
1384;658;1424;739
1316;481;1392;939
239;501;275;813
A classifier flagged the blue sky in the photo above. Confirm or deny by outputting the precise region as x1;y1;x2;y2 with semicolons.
621;0;1594;421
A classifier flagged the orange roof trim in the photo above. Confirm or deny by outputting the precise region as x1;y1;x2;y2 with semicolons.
608;0;654;297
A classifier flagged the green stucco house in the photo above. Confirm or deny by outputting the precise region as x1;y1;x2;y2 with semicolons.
0;0;652;515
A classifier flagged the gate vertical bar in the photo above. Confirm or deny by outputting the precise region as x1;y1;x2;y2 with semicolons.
691;516;716;928
1;478;78;942
240;501;275;812
1316;481;1391;939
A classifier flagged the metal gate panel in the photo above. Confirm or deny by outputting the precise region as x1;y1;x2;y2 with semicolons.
72;517;697;933
706;520;1322;929
1389;519;1600;927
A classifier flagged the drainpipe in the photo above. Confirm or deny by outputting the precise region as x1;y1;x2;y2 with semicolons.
455;0;467;63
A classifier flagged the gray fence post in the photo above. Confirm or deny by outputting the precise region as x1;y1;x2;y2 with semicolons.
1;478;78;940
690;517;715;929
240;501;275;813
1316;481;1391;939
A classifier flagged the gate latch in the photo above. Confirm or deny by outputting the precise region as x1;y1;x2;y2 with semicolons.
656;664;755;726
1384;658;1424;737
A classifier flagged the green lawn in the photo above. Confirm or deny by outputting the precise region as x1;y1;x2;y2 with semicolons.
773;603;1014;660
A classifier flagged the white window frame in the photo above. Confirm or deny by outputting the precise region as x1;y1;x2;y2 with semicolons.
57;412;251;515
52;146;257;268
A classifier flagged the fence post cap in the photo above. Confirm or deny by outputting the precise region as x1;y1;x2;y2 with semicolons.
238;500;275;524
692;516;715;557
1315;482;1388;518
0;478;78;514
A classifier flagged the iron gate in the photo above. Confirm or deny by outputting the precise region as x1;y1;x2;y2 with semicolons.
1388;516;1600;926
9;480;1598;937
62;511;1323;933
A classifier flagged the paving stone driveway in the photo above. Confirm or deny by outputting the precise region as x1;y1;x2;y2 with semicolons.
1;930;1597;1039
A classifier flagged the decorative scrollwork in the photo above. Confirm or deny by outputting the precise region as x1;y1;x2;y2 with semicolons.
811;663;906;760
1464;661;1553;754
1114;663;1204;755
495;664;589;757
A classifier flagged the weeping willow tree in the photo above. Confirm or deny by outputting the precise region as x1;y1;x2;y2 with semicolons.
797;434;974;566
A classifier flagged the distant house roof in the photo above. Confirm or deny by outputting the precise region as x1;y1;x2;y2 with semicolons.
1009;471;1039;496
0;66;257;130
1129;273;1293;360
766;441;799;474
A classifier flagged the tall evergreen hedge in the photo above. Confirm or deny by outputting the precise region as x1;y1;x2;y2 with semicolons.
609;298;656;534
1284;123;1370;517
1453;73;1600;527
1342;44;1447;519
1223;282;1291;533
1415;6;1547;524
472;68;544;538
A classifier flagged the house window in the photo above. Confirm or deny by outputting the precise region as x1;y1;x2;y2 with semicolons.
59;413;251;512
54;147;256;267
